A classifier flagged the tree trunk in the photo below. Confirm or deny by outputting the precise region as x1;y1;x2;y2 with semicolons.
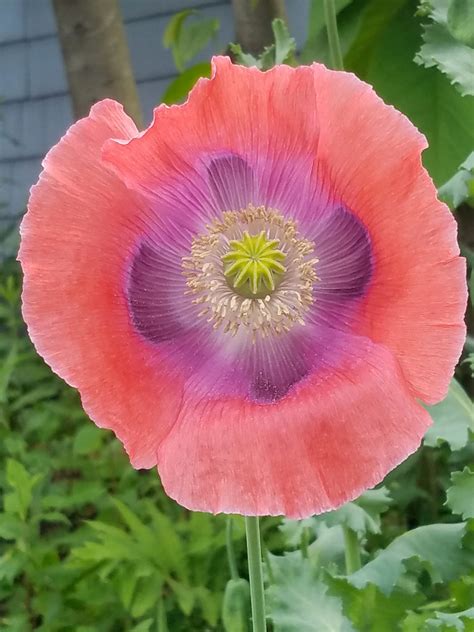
52;0;143;127
231;0;287;56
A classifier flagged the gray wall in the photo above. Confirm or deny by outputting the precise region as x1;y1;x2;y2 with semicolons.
0;0;309;231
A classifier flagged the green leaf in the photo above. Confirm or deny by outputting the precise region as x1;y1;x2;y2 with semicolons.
168;578;196;616
162;62;211;105
424;379;474;450
361;2;474;185
232;18;295;71
415;1;474;97
0;513;24;540
229;43;259;67
267;554;355;631
195;585;221;627
447;0;474;46
271;19;296;65
464;353;474;378
426;606;474;630
0;344;17;403
112;498;155;549
317;488;392;536
181;18;220;67
446;468;474;519
130;620;153;632
163;9;195;49
348;522;474;595
326;579;424;632
131;574;162;618
163;10;219;72
73;425;103;455
438;151;474;207
5;459;41;521
345;0;409;77
9;382;60;412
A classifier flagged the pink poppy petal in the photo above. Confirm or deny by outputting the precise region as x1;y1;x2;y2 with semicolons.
19;100;184;468
157;336;431;518
311;65;467;403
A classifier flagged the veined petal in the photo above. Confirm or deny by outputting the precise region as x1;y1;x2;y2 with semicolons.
19;100;183;469
157;336;431;518
311;64;467;403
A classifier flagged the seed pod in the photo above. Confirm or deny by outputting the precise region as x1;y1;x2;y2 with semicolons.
222;578;251;632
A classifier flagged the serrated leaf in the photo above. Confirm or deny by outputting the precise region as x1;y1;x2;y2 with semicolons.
438;151;474;208
162;62;211;105
231;18;295;70
447;0;474;46
272;19;296;65
147;503;188;579
112;498;155;551
317;488;392;536
326;578;424;632
446;468;474;519
348;523;474;595
424;379;473;450
267;554;355;631
361;2;474;185
426;606;474;630
229;43;260;67
5;459;41;520
415;20;474;97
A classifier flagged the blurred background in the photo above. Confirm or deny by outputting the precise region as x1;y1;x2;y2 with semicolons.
0;1;473;630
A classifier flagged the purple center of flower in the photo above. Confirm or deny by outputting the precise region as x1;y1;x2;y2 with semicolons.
127;154;373;403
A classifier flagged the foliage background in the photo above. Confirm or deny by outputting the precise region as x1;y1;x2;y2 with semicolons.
0;0;473;630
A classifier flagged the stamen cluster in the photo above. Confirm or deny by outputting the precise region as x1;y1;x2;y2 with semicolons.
183;205;318;340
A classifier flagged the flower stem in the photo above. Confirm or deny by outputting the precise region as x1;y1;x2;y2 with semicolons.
343;526;361;574
324;0;344;70
226;516;239;580
245;516;267;632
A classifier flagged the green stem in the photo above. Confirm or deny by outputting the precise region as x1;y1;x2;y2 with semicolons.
343;526;361;574
300;526;310;559
157;592;169;632
226;516;239;580
245;516;267;632
324;0;344;70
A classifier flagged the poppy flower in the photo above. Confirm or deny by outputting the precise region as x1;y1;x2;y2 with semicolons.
19;57;466;518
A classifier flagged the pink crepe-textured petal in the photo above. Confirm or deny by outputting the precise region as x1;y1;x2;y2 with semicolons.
101;57;320;224
157;335;432;518
311;65;467;404
19;100;183;468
